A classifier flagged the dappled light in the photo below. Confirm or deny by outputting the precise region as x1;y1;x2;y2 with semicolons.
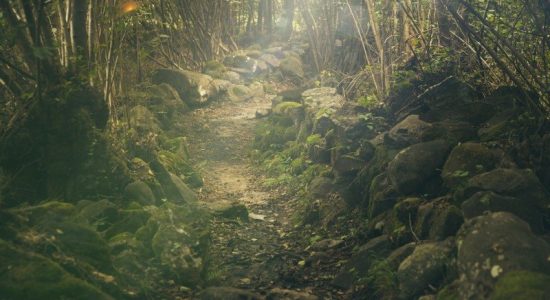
0;0;549;299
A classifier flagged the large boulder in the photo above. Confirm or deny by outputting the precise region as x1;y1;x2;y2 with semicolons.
152;68;217;106
456;212;550;299
441;143;500;189
397;239;454;299
387;139;451;195
387;115;432;147
458;168;548;232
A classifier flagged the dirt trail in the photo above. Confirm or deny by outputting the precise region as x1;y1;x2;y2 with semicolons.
181;92;344;298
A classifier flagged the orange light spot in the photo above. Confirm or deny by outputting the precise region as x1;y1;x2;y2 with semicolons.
121;1;139;14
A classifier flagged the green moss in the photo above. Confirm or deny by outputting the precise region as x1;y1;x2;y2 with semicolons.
490;271;550;300
104;209;151;239
306;134;323;145
39;221;113;273
273;101;303;114
0;239;113;300
357;94;378;108
158;150;203;187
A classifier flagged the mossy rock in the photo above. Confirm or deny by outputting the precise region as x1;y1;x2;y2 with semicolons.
0;239;113;300
280;56;304;79
124;181;156;205
104;209;151;239
273;101;303;115
108;232;146;256
38;221;114;273
74;199;119;231
157;150;202;187
210;202;249;221
490;270;550;299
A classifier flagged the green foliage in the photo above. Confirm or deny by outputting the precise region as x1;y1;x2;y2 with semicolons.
357;94;378;108
306;134;322;145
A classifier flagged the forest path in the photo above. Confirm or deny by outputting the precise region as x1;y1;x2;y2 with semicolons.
180;88;340;298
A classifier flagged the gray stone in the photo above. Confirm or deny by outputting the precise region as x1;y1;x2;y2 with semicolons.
397;239;454;299
460;168;548;232
456;212;550;299
388;139;451;195
442;142;499;189
388;115;432;147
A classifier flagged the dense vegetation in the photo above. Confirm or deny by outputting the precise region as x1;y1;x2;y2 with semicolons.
0;0;549;299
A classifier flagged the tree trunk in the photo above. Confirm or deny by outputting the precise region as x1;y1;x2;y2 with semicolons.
72;0;89;71
284;0;295;39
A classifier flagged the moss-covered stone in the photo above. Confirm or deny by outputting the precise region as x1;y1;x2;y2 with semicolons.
108;232;146;256
124;181;156;205
0;239;113;300
38;221;114;273
397;240;454;299
74;199;119;231
490;271;550;300
442;143;499;189
280;56;304;80
104;209;151;239
387;139;451;195
157;150;203;188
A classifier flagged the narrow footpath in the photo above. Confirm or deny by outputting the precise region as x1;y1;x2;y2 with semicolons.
182;88;345;299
